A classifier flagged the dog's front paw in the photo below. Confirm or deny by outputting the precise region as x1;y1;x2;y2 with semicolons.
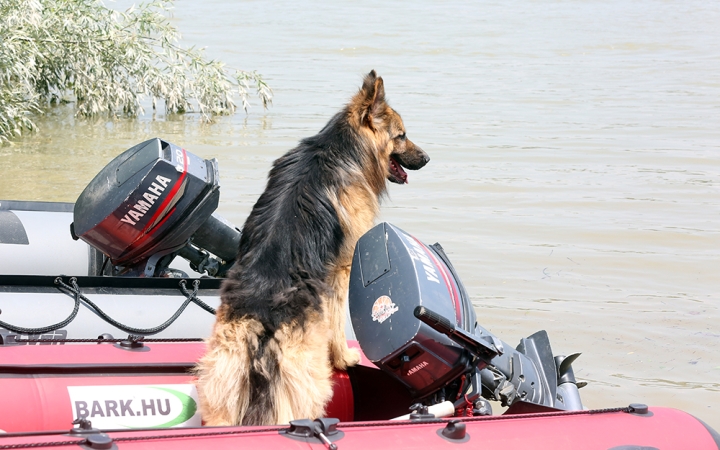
333;347;360;370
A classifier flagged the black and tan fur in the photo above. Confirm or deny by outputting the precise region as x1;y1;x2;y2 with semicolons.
194;70;429;426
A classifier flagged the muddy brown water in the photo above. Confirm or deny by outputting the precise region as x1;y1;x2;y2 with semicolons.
1;0;719;430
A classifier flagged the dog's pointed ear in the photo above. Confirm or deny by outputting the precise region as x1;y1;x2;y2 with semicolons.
354;70;386;130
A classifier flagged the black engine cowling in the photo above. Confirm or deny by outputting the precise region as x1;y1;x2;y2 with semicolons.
72;138;240;277
349;222;483;399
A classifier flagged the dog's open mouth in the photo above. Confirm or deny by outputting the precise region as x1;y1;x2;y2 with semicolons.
389;155;408;184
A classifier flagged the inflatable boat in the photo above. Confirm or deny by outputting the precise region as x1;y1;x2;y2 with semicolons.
1;139;718;449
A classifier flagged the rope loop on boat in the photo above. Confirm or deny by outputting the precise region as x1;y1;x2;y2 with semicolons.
0;278;81;335
180;279;216;315
0;277;215;338
55;277;199;336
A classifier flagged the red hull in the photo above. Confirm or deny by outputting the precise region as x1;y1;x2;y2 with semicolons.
0;342;354;433
1;341;718;449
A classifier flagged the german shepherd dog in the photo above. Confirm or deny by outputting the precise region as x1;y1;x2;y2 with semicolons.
195;70;429;426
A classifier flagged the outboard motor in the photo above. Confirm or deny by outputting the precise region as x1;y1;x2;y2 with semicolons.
71;138;240;277
349;222;584;413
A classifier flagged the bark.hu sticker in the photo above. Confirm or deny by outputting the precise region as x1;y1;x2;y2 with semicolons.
371;295;399;324
67;384;201;429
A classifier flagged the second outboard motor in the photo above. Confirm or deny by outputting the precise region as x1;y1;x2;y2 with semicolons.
349;222;584;412
349;222;499;400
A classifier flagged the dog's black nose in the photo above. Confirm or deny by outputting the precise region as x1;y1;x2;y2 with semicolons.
415;151;429;168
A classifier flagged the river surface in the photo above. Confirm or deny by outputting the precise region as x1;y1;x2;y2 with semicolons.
2;0;719;430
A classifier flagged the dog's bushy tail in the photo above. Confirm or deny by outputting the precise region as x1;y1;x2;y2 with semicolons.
196;270;334;426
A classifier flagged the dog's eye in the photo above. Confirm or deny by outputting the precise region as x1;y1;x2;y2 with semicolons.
396;132;406;141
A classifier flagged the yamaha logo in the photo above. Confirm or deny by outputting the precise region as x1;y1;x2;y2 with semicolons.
119;175;173;227
406;360;429;376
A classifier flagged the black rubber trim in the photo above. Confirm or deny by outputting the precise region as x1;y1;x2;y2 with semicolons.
0;274;222;290
0;210;29;245
0;200;75;212
694;415;720;449
0;362;194;376
607;446;658;450
0;283;218;297
436;426;471;443
0;429;76;438
279;429;345;445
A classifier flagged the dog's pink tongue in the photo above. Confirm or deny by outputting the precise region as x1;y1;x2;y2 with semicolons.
391;157;408;184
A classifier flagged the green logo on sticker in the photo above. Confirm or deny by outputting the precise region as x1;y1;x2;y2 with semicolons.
148;387;198;428
116;386;198;429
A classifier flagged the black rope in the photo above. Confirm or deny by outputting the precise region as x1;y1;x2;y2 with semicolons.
180;279;216;315
338;406;632;429
55;278;198;336
0;278;81;335
0;427;285;449
0;277;215;337
0;439;86;449
113;427;285;443
0;407;638;449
